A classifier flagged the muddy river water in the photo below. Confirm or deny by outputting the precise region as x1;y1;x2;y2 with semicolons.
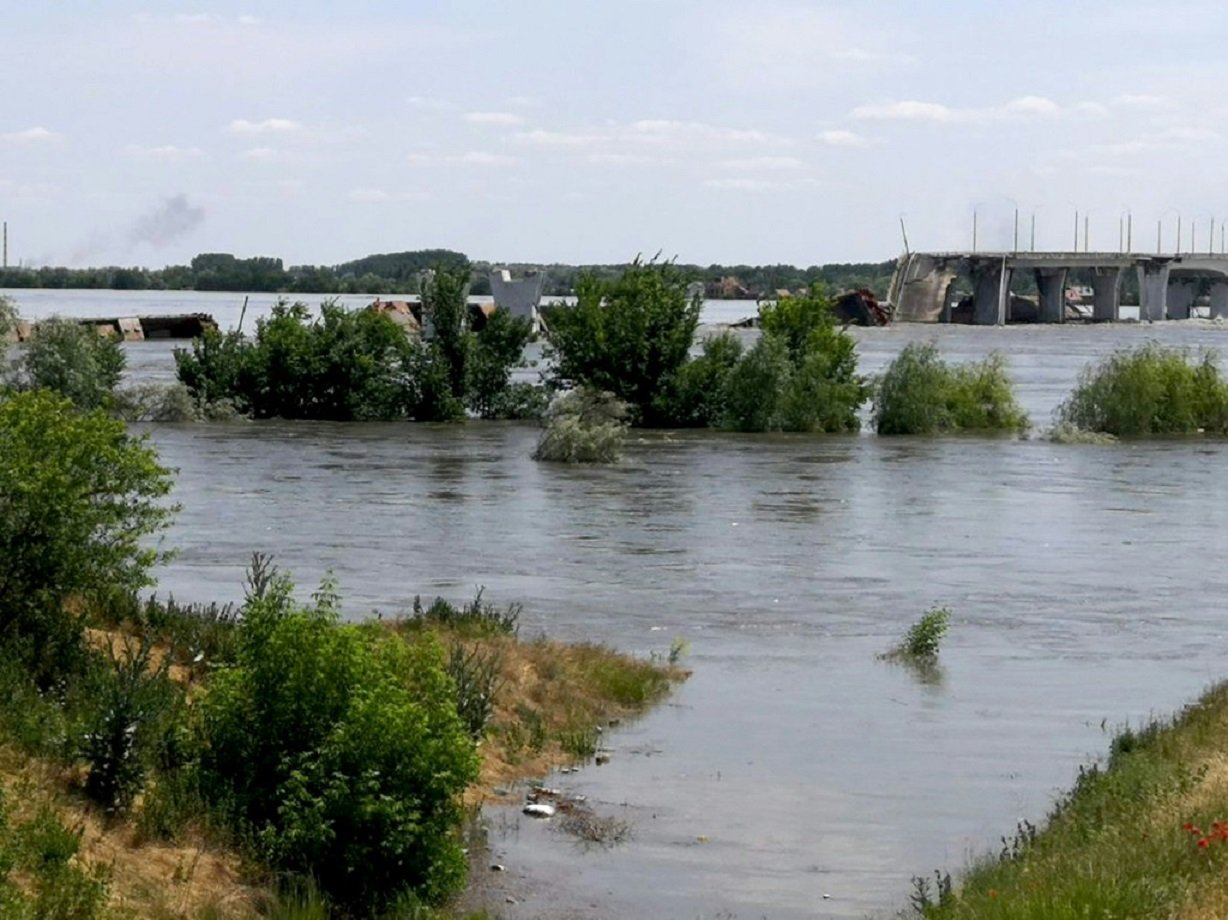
11;289;1228;918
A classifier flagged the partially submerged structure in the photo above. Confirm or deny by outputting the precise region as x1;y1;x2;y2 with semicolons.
889;251;1228;324
489;269;545;333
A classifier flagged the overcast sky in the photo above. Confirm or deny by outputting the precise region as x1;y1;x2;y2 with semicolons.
3;1;1226;268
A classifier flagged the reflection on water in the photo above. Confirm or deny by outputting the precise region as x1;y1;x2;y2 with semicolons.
15;291;1228;917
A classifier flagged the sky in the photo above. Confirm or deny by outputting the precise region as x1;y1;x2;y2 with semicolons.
3;0;1227;269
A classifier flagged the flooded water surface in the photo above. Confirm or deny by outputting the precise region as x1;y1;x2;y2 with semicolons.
10;289;1228;917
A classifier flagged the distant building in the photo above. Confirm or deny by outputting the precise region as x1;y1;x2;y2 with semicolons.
489;269;545;333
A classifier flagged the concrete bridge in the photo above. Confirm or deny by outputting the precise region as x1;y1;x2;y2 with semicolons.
887;251;1228;324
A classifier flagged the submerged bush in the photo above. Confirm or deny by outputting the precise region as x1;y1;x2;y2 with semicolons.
195;566;479;912
176;288;529;423
722;288;867;432
882;607;951;662
874;341;1028;435
1056;342;1228;436
533;387;629;463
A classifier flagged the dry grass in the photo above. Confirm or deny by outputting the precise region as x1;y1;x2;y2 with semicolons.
436;632;687;803
0;746;259;920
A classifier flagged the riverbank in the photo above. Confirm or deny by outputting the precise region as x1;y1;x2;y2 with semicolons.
917;680;1228;919
0;603;686;919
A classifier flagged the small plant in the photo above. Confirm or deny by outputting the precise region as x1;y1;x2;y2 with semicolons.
409;587;520;637
668;637;689;665
882;607;951;662
908;869;953;916
558;724;600;760
447;644;504;738
82;636;179;813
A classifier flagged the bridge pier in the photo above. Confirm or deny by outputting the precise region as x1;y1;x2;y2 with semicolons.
1211;281;1228;319
972;260;1011;325
1091;267;1123;321
1166;279;1196;319
1034;268;1068;323
1138;262;1171;321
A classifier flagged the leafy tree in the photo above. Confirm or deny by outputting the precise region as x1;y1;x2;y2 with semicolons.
722;288;867;432
6;318;125;410
654;332;744;427
421;265;472;401
467;307;533;419
196;568;479;911
544;256;701;426
0;391;175;683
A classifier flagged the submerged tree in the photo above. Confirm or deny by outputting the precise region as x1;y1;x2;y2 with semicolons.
544;256;701;426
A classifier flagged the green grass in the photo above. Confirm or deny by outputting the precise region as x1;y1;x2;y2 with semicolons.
911;681;1228;919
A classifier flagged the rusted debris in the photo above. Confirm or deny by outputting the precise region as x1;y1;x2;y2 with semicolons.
368;299;423;336
831;288;891;326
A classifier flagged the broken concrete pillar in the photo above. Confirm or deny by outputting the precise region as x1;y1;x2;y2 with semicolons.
1165;279;1196;320
1137;261;1172;321
1210;281;1228;319
1090;267;1124;321
1034;267;1068;323
972;260;1011;325
890;253;960;322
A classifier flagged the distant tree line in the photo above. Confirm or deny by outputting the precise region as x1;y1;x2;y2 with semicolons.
0;250;897;300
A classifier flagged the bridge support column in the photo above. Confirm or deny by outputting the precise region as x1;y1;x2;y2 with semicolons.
1211;281;1228;319
972;260;1011;325
1166;279;1196;319
1091;267;1123;321
1138;262;1171;321
1034;268;1068;323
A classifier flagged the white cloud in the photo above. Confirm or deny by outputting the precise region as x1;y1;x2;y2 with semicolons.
1112;93;1170;108
227;118;303;134
630;119;790;147
586;152;657;166
506;96;539;108
3;126;61;142
853;100;957;122
241;146;294;162
853;95;1070;124
174;13;216;24
456;151;518;166
123;143;202;158
1002;95;1062;117
464;111;525;126
515;129;606;147
819;129;869;148
238;15;262;26
719;156;804;170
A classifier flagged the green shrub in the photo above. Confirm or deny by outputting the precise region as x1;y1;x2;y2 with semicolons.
0;391;176;685
0;295;17;342
195;567;479;912
1056;342;1228;436
544;256;701;426
654;332;744;427
81;638;180;813
6;318;125;410
408;588;520;638
874;341;1028;435
0;794;110;920
884;607;951;661
110;381;200;422
446;644;504;739
721;288;867;432
533;387;628;463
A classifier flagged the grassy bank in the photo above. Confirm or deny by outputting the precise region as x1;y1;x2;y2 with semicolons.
0;590;685;920
912;681;1228;919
